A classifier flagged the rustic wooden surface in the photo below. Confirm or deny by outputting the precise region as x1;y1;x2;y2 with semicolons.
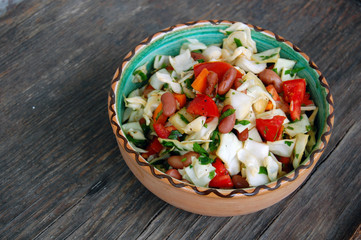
1;0;360;239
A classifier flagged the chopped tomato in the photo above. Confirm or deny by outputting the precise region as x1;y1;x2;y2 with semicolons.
209;158;234;189
283;79;306;121
186;94;220;117
256;115;286;142
302;92;314;106
194;61;243;80
141;138;163;158
153;123;171;138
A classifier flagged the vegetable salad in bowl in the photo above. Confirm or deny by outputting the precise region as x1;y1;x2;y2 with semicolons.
121;22;318;189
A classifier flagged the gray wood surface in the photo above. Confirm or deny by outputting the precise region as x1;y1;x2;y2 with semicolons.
1;0;360;239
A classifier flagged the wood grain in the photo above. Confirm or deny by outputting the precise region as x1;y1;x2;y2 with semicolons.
0;0;360;239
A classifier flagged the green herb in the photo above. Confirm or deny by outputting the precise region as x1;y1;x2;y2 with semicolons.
197;59;205;63
236;120;250;126
160;63;168;69
181;157;187;162
192;49;202;53
193;143;209;156
156;110;163;121
133;70;147;81
249;137;253;140
225;31;233;35
161;141;176;148
140;122;150;136
204;123;208;128
209;170;216;179
199;155;213;165
272;68;278;74
168;130;183;140
232;92;235;95
178;113;190;124
216;94;226;101
260;53;278;61
209;130;220;152
284;141;293;147
287;126;294;130
259;166;268;175
306;125;312;132
263;126;269;135
284;67;305;77
295;153;300;158
219;109;236;121
234;38;243;47
185;78;193;89
163;83;169;89
126;134;147;148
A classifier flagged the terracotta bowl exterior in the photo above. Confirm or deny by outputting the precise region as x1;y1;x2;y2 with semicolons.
108;20;334;216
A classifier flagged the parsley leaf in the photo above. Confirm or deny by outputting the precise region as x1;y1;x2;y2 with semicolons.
178;113;190;124
260;53;278;61
168;130;183;140
284;67;305;77
133;70;147;81
219;109;236;121
234;38;243;47
235;120;250;126
209;130;220;152
216;94;226;101
259;166;268;175
284;141;293;147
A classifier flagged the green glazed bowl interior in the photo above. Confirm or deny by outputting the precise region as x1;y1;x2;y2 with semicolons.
111;20;334;197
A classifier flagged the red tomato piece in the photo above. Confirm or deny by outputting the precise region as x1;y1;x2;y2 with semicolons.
209;158;234;189
194;61;243;80
302;92;314;106
186;94;220;117
209;174;234;189
153;123;171;138
283;79;306;121
141;138;163;159
256;115;286;142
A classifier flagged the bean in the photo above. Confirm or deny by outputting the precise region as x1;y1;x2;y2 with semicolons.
167;155;184;169
218;105;236;134
204;71;218;97
182;152;200;167
218;67;237;95
161;92;177;117
258;69;283;93
165;169;182;180
191;52;206;62
232;175;249;188
233;78;243;89
237;128;249;141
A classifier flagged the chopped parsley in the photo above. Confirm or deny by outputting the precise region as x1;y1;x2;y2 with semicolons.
284;67;305;77
306;125;312;132
193;143;214;165
295;153;300;159
209;170;216;179
185;78;193;89
236;120;250;126
192;49;202;53
168;130;183;140
178;113;190;124
225;31;233;35
284;141;293;147
259;166;268;175
126;134;147;148
219;108;236;121
272;68;278;74
163;83;169;89
216;94;226;101
234;38;243;47
181;157;187;162
260;53;278;61
197;59;205;63
287;126;294;130
209;130;220;152
133;70;147;81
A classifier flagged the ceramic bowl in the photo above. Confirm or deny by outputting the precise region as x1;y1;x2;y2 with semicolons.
108;20;334;216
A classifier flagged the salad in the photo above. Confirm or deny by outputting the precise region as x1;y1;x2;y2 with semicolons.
121;22;318;189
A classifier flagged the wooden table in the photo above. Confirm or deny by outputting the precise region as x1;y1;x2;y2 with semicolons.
1;0;360;239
